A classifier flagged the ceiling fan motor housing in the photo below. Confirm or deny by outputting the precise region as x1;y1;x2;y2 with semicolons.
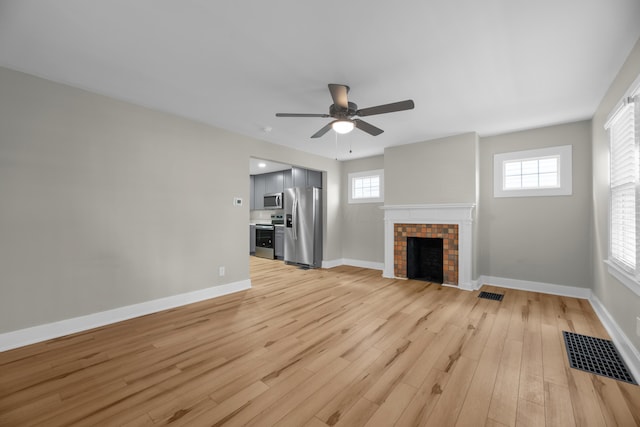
330;102;358;119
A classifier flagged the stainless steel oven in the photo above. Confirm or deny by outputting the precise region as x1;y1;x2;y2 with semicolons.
255;224;275;259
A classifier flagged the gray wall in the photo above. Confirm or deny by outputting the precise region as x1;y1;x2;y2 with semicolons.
384;132;478;205
592;38;640;352
477;121;592;288
0;67;342;333
340;155;385;264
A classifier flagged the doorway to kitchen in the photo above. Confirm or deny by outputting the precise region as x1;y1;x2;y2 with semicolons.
249;157;324;271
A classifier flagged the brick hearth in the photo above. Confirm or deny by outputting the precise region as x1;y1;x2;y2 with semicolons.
394;223;459;285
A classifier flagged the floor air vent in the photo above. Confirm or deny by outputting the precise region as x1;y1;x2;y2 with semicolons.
478;291;504;301
562;331;637;385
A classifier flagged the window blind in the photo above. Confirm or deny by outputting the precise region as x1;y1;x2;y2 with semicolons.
608;99;638;271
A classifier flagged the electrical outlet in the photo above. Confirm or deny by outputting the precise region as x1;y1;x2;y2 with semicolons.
219;266;225;277
637;316;640;337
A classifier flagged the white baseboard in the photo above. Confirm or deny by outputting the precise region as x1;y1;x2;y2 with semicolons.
322;258;384;271
321;259;343;269
0;279;251;352
342;258;384;271
478;275;592;299
457;277;477;291
589;294;640;384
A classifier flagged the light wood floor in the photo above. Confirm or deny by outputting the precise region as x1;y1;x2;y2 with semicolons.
1;257;639;426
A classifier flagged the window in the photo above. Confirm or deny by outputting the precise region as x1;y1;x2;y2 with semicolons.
348;169;384;203
605;80;640;295
504;157;559;190
494;145;572;197
608;99;638;271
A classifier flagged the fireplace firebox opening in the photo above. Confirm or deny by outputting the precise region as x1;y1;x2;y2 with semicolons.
407;237;444;283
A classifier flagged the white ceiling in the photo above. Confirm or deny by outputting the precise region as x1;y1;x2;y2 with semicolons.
1;1;639;160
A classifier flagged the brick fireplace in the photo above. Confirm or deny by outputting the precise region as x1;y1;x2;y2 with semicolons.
381;204;475;290
394;223;458;284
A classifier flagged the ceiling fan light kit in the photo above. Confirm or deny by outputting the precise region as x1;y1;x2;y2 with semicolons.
332;120;355;134
276;84;414;139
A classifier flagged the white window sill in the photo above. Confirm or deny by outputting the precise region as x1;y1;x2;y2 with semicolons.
604;259;640;296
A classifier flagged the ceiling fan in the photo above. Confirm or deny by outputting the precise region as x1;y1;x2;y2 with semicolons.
275;84;415;138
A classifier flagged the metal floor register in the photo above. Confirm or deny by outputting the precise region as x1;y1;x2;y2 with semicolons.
562;331;636;385
478;291;504;302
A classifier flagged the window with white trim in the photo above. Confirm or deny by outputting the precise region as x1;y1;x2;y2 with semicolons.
504;156;559;189
605;79;640;295
494;145;572;198
348;169;384;203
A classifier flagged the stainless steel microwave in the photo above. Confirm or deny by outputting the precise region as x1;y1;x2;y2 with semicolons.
264;192;283;209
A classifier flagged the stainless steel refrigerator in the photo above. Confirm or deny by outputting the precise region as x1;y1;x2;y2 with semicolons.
284;187;322;268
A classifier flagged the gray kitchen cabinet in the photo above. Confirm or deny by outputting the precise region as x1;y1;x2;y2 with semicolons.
265;171;284;194
249;175;255;210
283;169;292;189
252;171;287;210
291;166;322;189
253;167;319;210
253;174;265;210
307;169;322;188
291;167;307;188
274;226;284;259
250;225;256;254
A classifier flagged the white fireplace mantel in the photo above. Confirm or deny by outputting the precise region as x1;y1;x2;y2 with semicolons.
380;203;476;290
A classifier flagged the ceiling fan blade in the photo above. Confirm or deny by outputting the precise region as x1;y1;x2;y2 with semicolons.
276;113;330;118
328;84;350;109
356;99;415;117
354;119;384;136
311;121;335;138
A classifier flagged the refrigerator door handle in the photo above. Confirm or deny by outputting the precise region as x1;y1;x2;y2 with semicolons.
292;196;298;241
